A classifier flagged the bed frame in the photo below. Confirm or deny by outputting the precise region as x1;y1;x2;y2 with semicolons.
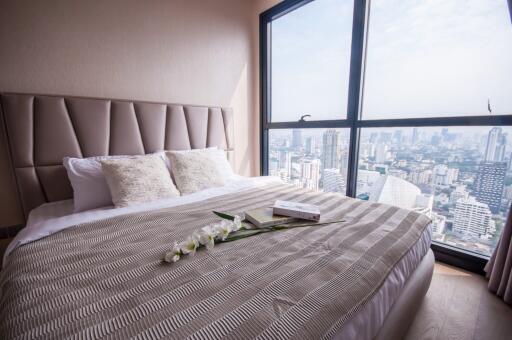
0;93;434;340
0;93;234;221
374;249;434;339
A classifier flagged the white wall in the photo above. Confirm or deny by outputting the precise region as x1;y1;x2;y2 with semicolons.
0;0;280;227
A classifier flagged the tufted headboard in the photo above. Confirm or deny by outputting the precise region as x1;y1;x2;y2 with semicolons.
0;93;234;221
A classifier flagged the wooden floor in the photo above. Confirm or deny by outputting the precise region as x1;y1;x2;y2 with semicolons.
405;262;512;340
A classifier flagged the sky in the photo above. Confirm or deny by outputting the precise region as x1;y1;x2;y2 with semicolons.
271;0;512;122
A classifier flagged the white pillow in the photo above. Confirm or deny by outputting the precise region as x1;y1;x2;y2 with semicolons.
63;152;168;212
101;155;180;208
166;148;235;195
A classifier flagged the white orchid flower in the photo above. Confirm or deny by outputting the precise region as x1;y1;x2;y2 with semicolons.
233;215;242;231
214;220;233;241
199;225;216;250
164;242;182;263
181;234;200;256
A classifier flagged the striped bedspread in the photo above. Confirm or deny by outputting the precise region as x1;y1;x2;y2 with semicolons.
0;183;431;339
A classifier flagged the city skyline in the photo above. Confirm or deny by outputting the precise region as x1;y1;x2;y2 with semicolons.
268;126;512;256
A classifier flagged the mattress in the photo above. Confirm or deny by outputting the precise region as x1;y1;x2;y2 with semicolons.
1;177;432;339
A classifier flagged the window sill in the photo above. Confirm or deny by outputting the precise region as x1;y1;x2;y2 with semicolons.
431;241;489;275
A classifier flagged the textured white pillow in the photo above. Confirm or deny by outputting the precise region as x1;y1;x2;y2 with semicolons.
63;152;168;212
166;148;234;195
101;155;180;208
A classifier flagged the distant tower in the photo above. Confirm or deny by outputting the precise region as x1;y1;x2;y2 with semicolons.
323;168;346;193
475;161;507;214
495;133;507;162
299;159;320;190
292;129;302;150
411;128;419;144
484;127;507;162
452;197;494;237
375;144;388;163
305;136;316;155
322;130;340;170
278;149;291;178
393;130;402;144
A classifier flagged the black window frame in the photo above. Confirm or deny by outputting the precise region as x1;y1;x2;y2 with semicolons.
260;0;512;274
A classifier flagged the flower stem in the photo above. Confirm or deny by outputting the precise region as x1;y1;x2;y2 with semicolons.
219;219;346;243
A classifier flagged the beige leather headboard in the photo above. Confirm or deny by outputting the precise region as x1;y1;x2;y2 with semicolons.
0;93;234;220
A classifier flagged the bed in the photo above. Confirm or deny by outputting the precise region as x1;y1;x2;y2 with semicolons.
0;93;434;340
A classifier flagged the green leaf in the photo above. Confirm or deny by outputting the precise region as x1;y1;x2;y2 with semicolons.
213;211;235;221
271;219;346;229
222;228;273;243
209;214;346;245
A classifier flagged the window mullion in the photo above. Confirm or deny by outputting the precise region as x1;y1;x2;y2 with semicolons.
346;0;369;197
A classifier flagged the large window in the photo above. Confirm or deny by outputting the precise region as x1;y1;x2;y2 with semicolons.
271;0;354;121
261;0;512;268
363;0;512;119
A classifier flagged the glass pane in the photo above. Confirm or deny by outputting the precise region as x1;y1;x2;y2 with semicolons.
363;0;512;119
269;128;350;193
270;0;354;122
357;126;512;257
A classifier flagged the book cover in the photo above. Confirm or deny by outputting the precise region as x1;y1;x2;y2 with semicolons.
244;207;297;228
272;200;321;221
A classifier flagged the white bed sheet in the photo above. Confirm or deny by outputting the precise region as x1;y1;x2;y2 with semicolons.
4;176;432;340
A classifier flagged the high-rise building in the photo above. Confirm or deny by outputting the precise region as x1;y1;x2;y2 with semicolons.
432;164;458;186
323;168;345;193
375;144;388;163
292;129;302;150
305;136;316;155
299;159;320;190
278;149;291;178
411;128;419;144
496;133;507;162
393;130;402;144
407;169;432;186
450;185;469;204
431;213;446;235
475;162;506;214
322;130;340;170
339;150;349;176
484;127;507;162
452;196;495;237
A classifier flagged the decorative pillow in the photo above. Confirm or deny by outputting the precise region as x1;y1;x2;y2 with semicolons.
101;155;180;208
166;148;233;195
63;152;168;212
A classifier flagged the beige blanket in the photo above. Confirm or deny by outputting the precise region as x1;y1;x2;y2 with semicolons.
0;183;431;339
